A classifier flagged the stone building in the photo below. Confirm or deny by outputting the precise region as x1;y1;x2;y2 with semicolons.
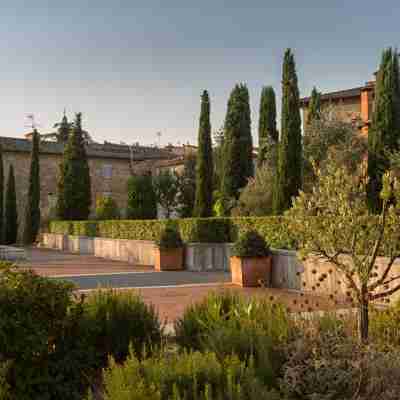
0;135;175;236
300;74;376;135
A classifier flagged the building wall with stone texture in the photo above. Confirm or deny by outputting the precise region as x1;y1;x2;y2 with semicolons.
0;136;175;241
2;150;135;238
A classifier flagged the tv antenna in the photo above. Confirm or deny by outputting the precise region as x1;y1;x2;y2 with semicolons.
156;131;162;147
25;114;41;131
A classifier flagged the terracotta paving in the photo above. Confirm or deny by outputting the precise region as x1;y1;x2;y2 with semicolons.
17;248;349;324
18;248;152;276
89;284;350;324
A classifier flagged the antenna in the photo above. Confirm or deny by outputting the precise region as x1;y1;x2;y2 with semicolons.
25;114;41;130
156;131;162;147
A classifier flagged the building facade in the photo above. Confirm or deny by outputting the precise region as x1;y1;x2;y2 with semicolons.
0;136;176;236
300;75;376;135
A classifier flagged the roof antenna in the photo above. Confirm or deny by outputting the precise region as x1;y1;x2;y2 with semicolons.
25;114;40;131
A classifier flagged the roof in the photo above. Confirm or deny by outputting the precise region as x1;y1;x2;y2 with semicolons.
299;86;365;107
0;136;175;161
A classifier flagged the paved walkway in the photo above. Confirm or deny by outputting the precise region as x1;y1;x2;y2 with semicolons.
17;248;349;323
19;248;230;290
20;248;153;276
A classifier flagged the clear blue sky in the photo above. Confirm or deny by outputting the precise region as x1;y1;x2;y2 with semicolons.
1;1;399;146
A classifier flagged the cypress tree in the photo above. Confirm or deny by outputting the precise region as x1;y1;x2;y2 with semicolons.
0;144;4;243
55;111;71;143
58;113;92;220
307;86;321;125
367;48;400;212
273;49;302;214
4;165;18;244
258;86;278;165
221;84;254;202
194;90;214;217
23;129;41;244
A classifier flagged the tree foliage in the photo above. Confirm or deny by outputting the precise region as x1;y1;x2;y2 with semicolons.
274;49;302;214
51;111;92;144
306;86;321;125
221;84;254;204
95;196;120;220
287;162;400;342
4;165;18;245
258;86;278;165
194;90;214;217
232;164;274;217
367;48;400;212
126;174;157;219
177;155;197;218
303;105;367;191
153;170;179;219
23;129;41;245
56;113;92;220
0;144;4;244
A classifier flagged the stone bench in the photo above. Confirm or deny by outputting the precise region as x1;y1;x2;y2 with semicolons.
0;245;26;262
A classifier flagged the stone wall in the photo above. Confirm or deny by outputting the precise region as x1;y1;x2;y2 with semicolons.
1;135;178;240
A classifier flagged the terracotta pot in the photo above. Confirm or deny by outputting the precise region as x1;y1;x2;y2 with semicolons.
230;256;272;287
154;247;184;271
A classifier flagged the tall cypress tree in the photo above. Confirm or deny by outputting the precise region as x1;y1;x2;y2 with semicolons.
55;110;71;143
23;129;41;244
58;113;92;220
4;165;18;244
273;49;302;214
221;83;254;202
194;90;214;217
367;48;400;212
307;86;321;125
258;86;278;165
0;144;4;243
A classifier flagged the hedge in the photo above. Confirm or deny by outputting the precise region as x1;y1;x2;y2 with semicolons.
49;217;296;249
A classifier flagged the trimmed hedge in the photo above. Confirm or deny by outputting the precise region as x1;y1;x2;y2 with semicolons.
49;217;296;249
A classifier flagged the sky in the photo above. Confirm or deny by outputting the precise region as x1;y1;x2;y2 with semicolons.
0;1;399;146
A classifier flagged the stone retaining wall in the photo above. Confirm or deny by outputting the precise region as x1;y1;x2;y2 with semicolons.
93;238;155;266
40;234;302;290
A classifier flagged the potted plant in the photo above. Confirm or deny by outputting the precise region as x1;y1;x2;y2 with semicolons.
230;231;272;287
154;226;184;271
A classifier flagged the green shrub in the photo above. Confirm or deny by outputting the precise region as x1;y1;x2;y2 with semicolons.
174;292;291;387
83;289;163;364
370;302;400;349
156;226;183;249
96;196;120;220
231;230;270;257
126;174;157;220
280;333;400;400
50;216;296;249
91;350;278;400
0;269;95;400
0;362;10;399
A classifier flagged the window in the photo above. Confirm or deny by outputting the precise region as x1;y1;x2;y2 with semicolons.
102;164;112;179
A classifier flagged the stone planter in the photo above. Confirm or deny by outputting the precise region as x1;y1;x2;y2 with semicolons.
230;256;272;287
155;247;184;271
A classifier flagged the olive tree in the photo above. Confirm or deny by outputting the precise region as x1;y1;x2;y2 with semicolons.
287;163;400;343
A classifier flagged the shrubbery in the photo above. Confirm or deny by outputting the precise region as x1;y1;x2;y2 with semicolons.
0;269;164;400
95;196;120;220
89;351;278;400
156;226;183;249
83;289;163;364
4;271;400;400
231;230;270;257
0;268;92;399
50;216;295;249
174;292;291;387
